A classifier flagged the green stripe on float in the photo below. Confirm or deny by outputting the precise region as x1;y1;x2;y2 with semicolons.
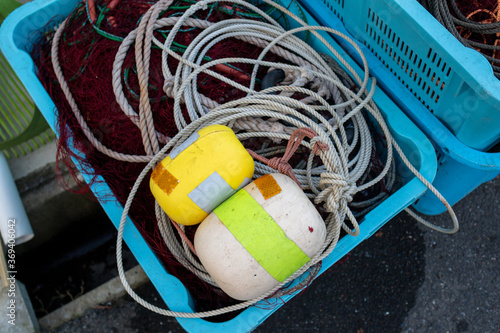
214;189;309;283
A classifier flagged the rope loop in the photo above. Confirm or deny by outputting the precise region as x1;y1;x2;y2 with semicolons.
46;0;460;319
247;127;328;187
163;77;175;98
310;136;329;155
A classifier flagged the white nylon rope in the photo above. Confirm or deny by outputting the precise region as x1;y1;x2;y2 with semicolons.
50;0;459;319
51;17;155;163
114;0;458;317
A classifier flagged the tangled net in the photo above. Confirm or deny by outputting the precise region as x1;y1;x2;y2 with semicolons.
419;0;500;78
33;0;458;318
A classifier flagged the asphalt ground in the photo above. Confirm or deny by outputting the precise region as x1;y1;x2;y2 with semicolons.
42;175;499;333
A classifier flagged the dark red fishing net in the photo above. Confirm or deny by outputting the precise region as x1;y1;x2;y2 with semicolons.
455;0;499;17
31;0;388;314
31;0;286;313
418;0;500;75
455;0;500;61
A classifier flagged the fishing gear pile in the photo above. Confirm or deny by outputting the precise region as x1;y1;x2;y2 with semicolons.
419;0;500;78
32;0;458;318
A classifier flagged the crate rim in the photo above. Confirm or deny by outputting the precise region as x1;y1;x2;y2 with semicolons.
393;0;500;103
344;0;500;107
300;0;500;170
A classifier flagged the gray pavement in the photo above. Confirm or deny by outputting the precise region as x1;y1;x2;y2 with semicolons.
402;177;499;333
45;175;499;333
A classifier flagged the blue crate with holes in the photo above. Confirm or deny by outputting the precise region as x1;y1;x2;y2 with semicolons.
0;0;438;331
299;0;500;215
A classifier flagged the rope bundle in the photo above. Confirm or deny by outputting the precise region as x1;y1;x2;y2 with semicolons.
47;0;459;318
419;0;500;78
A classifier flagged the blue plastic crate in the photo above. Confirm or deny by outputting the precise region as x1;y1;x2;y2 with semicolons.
304;0;500;152
299;0;500;215
0;0;437;331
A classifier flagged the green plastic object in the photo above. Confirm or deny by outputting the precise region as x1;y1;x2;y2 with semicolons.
0;0;22;20
0;0;53;159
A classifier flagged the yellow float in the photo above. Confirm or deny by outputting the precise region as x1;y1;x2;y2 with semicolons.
150;125;254;225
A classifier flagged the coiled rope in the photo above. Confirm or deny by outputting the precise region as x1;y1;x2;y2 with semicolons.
51;0;459;318
419;0;500;78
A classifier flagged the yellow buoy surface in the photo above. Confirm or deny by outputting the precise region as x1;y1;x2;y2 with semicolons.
194;173;326;300
150;125;254;225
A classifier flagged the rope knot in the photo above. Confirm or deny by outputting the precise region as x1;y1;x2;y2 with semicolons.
319;172;356;207
310;137;329;155
299;66;313;80
246;127;326;188
268;157;294;176
163;77;175;98
281;68;299;85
